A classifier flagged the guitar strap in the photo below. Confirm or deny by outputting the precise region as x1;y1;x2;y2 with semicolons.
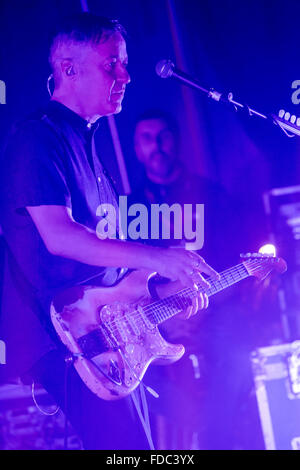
130;385;155;450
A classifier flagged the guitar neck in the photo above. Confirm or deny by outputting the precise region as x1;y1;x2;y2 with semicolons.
144;262;249;326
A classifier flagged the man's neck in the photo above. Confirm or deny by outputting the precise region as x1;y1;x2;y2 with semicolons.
51;93;101;124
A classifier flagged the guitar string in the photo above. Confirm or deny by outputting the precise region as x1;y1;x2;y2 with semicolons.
99;259;269;339
121;263;264;335
145;258;268;304
140;265;250;325
99;262;250;338
101;260;269;337
142;261;264;322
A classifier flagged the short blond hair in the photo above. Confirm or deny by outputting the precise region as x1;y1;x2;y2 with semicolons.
49;12;126;88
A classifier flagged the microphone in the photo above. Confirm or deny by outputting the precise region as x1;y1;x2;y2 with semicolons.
155;60;277;126
155;59;208;94
155;59;175;78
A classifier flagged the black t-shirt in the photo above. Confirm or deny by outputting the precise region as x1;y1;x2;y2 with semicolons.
0;100;125;379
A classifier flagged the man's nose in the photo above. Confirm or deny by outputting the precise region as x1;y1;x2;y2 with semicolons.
124;69;131;85
117;66;131;85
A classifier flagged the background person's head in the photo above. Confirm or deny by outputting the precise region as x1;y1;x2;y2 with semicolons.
49;13;130;120
134;110;180;183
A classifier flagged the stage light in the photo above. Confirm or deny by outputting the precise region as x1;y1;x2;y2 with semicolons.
259;244;276;256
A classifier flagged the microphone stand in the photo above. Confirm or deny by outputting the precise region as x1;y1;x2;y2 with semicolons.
158;61;299;139
216;91;299;138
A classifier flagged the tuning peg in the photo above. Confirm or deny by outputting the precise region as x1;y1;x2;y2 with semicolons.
241;252;271;259
240;253;251;258
277;110;300;127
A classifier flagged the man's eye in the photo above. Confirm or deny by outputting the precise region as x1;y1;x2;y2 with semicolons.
106;61;116;69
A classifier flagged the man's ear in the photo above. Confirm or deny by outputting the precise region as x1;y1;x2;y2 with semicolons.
61;60;76;78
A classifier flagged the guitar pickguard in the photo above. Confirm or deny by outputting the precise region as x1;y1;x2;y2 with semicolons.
50;270;185;400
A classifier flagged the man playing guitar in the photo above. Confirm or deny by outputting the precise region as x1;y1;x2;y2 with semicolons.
0;13;218;449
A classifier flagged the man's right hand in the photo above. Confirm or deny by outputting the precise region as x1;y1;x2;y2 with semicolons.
153;246;220;290
149;247;220;317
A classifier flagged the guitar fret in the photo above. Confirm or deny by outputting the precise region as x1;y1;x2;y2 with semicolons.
145;262;250;325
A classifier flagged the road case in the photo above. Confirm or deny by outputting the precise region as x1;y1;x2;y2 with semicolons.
251;341;300;450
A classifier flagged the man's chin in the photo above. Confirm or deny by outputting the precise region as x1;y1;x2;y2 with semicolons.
105;103;123;116
113;104;122;114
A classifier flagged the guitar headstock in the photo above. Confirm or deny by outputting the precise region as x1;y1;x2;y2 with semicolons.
241;253;287;281
272;109;300;137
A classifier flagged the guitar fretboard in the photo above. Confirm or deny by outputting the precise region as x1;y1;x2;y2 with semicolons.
143;262;249;326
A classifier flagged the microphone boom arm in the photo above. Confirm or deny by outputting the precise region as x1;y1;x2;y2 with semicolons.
156;59;297;138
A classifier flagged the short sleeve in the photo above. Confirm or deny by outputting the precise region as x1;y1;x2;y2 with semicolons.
1;119;71;214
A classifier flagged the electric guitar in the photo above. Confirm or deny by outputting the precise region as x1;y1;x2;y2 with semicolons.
50;253;286;401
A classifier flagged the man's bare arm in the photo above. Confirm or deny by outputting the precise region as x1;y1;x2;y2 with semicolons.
26;205;219;290
27;205;156;270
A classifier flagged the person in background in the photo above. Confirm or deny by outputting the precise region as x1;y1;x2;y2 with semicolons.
130;109;234;267
130;109;241;449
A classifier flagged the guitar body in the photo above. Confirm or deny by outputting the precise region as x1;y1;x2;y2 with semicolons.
50;253;287;401
50;269;185;401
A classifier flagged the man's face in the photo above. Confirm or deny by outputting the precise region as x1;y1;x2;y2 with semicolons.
134;118;178;179
73;32;130;118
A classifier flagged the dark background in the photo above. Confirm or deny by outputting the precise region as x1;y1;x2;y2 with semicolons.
1;0;300;218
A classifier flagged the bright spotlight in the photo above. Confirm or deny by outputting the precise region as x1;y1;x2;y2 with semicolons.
259;244;276;257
